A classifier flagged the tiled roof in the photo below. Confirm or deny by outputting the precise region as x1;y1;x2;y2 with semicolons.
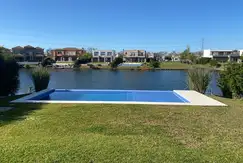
24;45;34;48
12;46;23;49
52;47;85;51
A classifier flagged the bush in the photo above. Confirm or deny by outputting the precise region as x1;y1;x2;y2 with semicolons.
187;68;211;94
41;57;55;67
24;64;31;69
218;63;243;99
77;53;92;64
31;67;50;92
196;58;211;65
110;57;123;69
210;60;218;67
0;54;19;96
98;64;102;67
150;60;160;68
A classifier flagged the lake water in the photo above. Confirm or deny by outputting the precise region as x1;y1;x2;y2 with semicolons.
18;69;222;96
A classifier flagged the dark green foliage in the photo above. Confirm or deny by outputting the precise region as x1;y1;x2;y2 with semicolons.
24;64;31;69
77;53;92;64
218;63;243;99
0;54;19;96
41;57;55;67
187;68;211;94
209;60;218;67
110;56;123;69
196;58;211;65
150;60;160;68
31;67;50;92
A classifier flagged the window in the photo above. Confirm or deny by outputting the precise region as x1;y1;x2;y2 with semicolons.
57;51;62;54
94;52;99;56
130;52;136;56
138;52;144;56
101;52;106;55
107;52;112;56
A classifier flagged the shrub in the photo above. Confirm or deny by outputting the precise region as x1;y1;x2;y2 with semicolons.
98;64;102;67
0;54;19;96
31;67;50;92
196;58;211;65
110;57;123;69
187;68;211;94
24;64;31;69
150;60;160;68
218;63;243;99
41;57;55;67
210;60;218;67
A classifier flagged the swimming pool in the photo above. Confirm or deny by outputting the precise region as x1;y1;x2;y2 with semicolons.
12;89;227;106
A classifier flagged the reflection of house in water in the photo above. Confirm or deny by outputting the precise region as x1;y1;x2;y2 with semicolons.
12;45;45;62
51;48;86;62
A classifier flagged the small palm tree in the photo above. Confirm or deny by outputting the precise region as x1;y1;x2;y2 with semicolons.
187;68;211;94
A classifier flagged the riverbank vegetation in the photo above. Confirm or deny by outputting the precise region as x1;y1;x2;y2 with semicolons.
218;63;243;99
0;51;19;96
187;68;211;94
0;96;243;162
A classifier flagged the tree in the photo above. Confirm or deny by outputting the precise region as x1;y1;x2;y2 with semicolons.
31;67;50;92
218;63;243;99
150;60;160;68
110;56;123;69
180;46;197;63
41;57;55;67
0;54;20;96
76;53;92;64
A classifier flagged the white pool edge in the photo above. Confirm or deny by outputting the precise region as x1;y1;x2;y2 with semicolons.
11;89;227;106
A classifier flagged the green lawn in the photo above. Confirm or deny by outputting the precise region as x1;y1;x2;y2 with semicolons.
0;96;243;162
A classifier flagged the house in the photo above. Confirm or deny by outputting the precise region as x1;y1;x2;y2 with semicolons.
51;48;86;62
12;45;45;62
92;50;117;62
203;49;243;62
123;50;146;62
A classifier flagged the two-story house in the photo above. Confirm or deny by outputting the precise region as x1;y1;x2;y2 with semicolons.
12;45;45;62
92;50;117;62
123;50;146;62
203;49;243;62
51;48;86;62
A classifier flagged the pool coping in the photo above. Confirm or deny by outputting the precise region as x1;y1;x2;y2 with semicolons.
11;89;227;106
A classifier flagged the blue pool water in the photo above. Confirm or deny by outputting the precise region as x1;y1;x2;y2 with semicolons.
30;89;189;103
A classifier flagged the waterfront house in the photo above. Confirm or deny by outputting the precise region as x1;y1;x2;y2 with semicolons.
203;49;243;62
51;48;86;62
123;50;146;62
92;50;117;62
12;45;45;62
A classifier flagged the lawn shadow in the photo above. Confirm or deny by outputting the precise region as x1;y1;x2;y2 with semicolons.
0;95;44;126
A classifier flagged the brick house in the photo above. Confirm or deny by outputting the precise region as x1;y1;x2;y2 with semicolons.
51;48;86;62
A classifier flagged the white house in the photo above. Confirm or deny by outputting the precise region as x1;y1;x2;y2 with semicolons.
92;50;117;63
202;49;243;62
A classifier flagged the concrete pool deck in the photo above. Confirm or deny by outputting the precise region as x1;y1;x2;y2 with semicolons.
11;89;226;106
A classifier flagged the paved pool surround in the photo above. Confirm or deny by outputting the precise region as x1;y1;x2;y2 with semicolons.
12;89;226;106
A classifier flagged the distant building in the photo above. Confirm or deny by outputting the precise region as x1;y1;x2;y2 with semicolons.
51;48;86;62
123;50;146;62
12;45;44;62
92;50;117;62
203;49;243;62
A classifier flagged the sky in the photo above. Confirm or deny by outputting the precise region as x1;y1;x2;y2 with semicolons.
0;0;243;52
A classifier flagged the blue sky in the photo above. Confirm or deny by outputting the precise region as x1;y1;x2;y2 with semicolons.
0;0;243;52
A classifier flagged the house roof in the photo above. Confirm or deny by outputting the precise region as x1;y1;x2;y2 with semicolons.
35;47;43;50
12;46;23;49
24;45;34;48
52;47;84;51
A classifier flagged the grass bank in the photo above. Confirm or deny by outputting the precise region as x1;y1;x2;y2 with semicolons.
80;62;219;71
0;96;243;162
